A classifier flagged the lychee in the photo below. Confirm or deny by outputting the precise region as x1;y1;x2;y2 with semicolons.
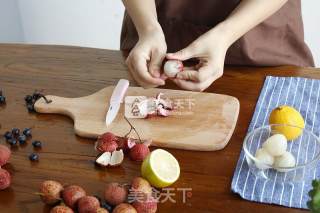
113;203;137;213
104;182;128;206
78;196;100;213
0;168;11;190
50;205;74;213
96;208;109;213
0;144;11;166
129;144;150;162
99;132;116;143
39;180;64;205
95;140;118;153
164;60;184;78
132;196;158;213
62;185;86;209
130;177;152;201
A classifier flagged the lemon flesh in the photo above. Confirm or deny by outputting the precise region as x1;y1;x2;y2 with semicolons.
269;105;305;140
141;149;180;188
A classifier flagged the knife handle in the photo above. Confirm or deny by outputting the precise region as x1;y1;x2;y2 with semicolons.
110;79;129;103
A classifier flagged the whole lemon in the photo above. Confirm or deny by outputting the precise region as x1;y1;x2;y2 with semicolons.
269;105;305;140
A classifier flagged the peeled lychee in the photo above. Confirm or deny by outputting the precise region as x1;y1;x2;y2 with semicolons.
254;148;274;170
39;180;64;205
62;185;87;209
164;60;184;78
50;205;74;213
130;177;152;201
109;150;124;167
274;151;296;172
96;152;112;167
95;150;124;167
104;183;128;206
78;196;100;213
129;144;150;162
0;168;11;190
262;134;287;156
0;145;11;166
113;203;137;213
132;196;158;213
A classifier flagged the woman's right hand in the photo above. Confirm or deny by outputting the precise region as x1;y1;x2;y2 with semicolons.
126;26;167;88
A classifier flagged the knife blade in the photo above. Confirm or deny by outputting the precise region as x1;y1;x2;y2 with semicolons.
105;79;129;126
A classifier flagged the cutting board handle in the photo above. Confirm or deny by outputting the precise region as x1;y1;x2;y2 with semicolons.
34;95;78;120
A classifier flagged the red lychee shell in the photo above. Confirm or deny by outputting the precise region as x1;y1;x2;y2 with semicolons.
78;196;100;213
99;132;116;143
117;137;137;153
113;203;137;213
104;182;128;206
39;180;64;205
62;185;86;209
50;205;74;213
0;168;11;190
96;140;118;153
129;144;150;162
131;177;152;198
132;197;158;213
0;145;11;166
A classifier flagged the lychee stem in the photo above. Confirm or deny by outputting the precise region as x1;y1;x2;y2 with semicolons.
124;116;142;143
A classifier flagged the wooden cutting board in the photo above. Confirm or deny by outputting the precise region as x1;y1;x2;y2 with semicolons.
34;87;239;151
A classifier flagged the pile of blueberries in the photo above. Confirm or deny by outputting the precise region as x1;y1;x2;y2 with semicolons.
0;90;6;105
4;128;43;161
24;91;52;112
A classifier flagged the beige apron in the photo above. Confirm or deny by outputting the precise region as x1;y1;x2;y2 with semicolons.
121;0;314;67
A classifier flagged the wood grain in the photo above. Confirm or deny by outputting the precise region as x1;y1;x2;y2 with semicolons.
0;44;318;213
34;86;239;151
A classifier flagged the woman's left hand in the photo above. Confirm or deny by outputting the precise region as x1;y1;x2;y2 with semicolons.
166;27;231;92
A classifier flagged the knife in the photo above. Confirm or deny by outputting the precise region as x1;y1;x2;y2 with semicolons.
105;79;129;126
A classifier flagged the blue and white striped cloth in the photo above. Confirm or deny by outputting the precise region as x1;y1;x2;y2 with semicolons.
231;76;320;209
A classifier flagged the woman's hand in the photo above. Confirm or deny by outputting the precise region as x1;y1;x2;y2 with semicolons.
126;27;167;88
166;27;230;92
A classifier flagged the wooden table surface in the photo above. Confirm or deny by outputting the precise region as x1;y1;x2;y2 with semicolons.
0;44;318;213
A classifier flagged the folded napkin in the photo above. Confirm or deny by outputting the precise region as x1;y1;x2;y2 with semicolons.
231;76;320;209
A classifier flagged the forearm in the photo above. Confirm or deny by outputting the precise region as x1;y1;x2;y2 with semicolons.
122;0;161;37
214;0;288;46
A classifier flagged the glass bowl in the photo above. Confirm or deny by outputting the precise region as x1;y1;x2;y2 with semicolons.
243;124;320;183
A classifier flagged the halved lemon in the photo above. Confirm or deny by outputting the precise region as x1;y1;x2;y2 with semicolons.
141;149;180;188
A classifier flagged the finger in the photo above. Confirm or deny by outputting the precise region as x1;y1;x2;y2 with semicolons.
176;64;214;82
126;58;147;87
166;45;197;61
132;55;165;86
149;49;165;78
176;70;200;82
127;57;160;88
172;76;214;92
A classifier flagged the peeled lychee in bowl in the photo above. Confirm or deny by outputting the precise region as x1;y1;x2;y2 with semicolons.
243;124;320;183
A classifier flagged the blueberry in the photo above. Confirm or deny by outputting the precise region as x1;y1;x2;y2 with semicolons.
32;92;41;101
27;104;35;112
100;200;113;212
4;131;13;140
32;140;42;148
24;95;33;104
18;135;27;144
11;128;20;136
23;128;32;137
8;138;18;146
29;153;39;161
0;96;6;104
